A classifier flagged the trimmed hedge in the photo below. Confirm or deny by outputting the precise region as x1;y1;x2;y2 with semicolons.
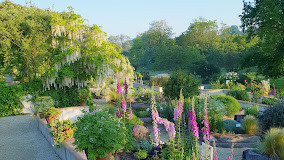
211;95;241;116
227;90;251;101
0;84;24;117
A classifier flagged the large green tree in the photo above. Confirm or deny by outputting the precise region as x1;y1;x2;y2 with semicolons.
241;0;284;78
128;20;172;69
0;1;52;81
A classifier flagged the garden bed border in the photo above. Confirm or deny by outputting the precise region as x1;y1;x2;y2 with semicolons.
36;116;87;160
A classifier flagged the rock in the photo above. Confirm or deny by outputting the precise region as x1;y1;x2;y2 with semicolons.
242;149;273;160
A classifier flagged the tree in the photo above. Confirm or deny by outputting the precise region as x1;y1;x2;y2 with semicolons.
241;0;284;78
176;17;220;52
108;34;132;55
128;20;173;70
0;1;52;81
229;25;243;35
163;71;200;99
43;7;134;89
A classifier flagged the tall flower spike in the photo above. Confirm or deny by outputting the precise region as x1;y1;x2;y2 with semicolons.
124;80;128;96
122;98;126;113
188;97;199;138
117;81;121;95
202;96;210;142
129;108;133;119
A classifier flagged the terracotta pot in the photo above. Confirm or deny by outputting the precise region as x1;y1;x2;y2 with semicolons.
80;101;87;106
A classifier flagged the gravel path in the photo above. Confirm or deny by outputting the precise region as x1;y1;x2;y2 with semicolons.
0;115;61;160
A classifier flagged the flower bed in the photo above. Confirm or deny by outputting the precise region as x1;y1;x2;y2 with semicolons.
36;116;87;160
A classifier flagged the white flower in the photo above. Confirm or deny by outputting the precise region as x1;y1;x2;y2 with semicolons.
146;108;150;112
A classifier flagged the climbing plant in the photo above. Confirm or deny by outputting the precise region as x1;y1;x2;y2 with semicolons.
43;7;134;90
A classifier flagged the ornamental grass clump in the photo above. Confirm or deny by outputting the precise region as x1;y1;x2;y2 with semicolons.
242;115;259;134
244;104;259;116
259;128;284;159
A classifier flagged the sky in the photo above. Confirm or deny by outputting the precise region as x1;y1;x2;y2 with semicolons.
8;0;244;38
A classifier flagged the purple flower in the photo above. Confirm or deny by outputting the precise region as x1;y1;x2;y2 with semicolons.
244;80;247;83
124;80;128;96
84;127;88;130
251;83;253;86
188;108;199;138
174;108;178;121
258;83;261;86
116;111;122;118
202;104;210;142
117;82;121;94
122;99;126;113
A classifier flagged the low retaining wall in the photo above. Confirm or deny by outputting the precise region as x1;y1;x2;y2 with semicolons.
200;89;229;95
36;116;87;160
237;100;270;113
58;106;89;122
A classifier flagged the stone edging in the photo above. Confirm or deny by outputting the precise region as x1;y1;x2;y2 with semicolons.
237;100;271;107
36;116;87;160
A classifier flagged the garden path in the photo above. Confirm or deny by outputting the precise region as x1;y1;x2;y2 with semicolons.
0;115;61;160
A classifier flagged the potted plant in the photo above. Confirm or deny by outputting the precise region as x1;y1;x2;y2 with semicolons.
33;96;55;118
78;88;90;106
73;110;125;160
44;107;60;123
48;119;76;148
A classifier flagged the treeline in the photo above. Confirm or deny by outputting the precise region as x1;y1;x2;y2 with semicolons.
120;18;258;82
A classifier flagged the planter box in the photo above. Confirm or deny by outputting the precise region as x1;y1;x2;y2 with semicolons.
36;116;87;160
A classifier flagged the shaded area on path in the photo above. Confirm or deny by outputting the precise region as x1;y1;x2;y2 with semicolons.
0;115;61;160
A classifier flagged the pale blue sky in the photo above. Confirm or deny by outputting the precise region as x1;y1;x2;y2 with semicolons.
8;0;244;38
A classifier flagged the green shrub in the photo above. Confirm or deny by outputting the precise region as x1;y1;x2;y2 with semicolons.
149;76;169;87
211;95;241;116
229;83;246;90
136;111;151;117
33;96;54;117
73;110;128;159
129;114;144;126
134;139;153;153
259;102;284;131
227;90;251;101
244;105;259;116
223;119;241;133
0;84;24;117
262;98;278;106
259;128;284;159
20;80;93;108
135;150;148;160
210;80;225;89
242;115;259;134
135;106;148;112
163;71;200;99
156;101;174;121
